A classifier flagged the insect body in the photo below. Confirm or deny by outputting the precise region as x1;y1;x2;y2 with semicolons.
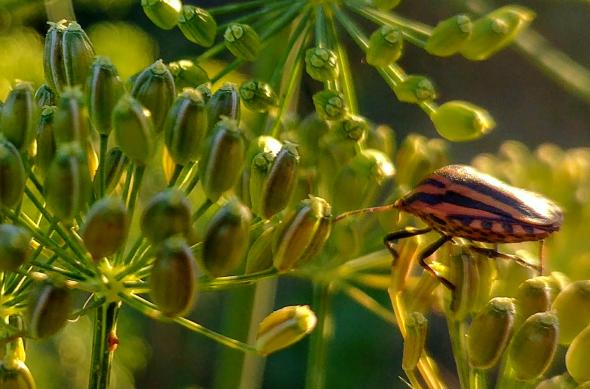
385;164;563;289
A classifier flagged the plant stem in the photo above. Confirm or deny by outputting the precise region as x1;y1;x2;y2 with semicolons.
305;281;333;389
447;318;470;389
88;301;121;389
98;134;108;199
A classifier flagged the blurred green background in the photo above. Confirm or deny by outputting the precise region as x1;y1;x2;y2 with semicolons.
1;0;589;388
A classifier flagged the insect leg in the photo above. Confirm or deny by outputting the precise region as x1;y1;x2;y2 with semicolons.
417;235;454;290
383;227;432;259
538;240;545;275
467;245;542;273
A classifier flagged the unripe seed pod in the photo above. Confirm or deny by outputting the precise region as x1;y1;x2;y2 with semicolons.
297;113;330;166
246;225;275;274
141;189;192;244
508;312;559;381
467;297;516;369
62;21;95;88
81;197;129;260
256;305;317;356
197;84;212;104
0;139;26;208
141;0;181;30
261;143;300;219
198;118;245;201
0;82;36;151
53;87;89;145
112;95;155;164
131;59;175;133
208;83;240;128
224;23;261;62
371;0;401;10
34;84;56;108
447;246;480;320
365;124;396;158
95;147;129;194
552;280;590;345
0;225;31;272
425;15;472;57
536;374;577;389
150;236;198;317
566;325;590;384
0;360;36;389
202;198;251;277
461;5;535;61
241;136;282;206
249;152;274;216
394;75;436;103
28;283;72;338
305;47;339;82
44;21;68;93
164;88;208;165
402;312;428;371
36;106;57;177
168;60;209;89
239;80;278;113
313;90;347;121
178;5;217;47
273;196;332;272
366;25;403;67
87;56;124;135
516;277;551;324
430;100;495;142
45;143;91;221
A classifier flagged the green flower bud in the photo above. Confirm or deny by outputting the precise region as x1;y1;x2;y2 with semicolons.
45;143;91;221
552;280;590;345
246;225;275;274
28;283;72;338
164;88;208;165
366;25;403;67
44;20;68;93
370;0;401;10
425;15;472;57
0;360;36;389
461;5;535;61
305;47;339;82
0;139;26;208
332;149;395;213
62;21;95;88
112;95;155;164
0;225;31;272
34;84;56;108
467;297;516;369
35;106;57;178
313;90;347;121
239;80;278;113
95;147;129;194
430;100;495;142
87;56;124;135
273;196;332;272
141;0;181;30
402;312;428;371
0;82;36;151
178;5;217;47
208;83;240;127
365;124;396;158
150;236;198;317
202;198;251;277
168;60;209;90
261;143;300;219
224;23;261;62
516;277;551;324
508;312;559;381
53;87;89;145
131;59;176;133
81;197;129;260
141;189;192;244
256;305;317;356
198;118;245;201
567;325;590;384
394;75;436;103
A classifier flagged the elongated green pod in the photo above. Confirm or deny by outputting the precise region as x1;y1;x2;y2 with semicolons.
44;20;68;93
402;312;428;371
305;47;339;82
141;189;192;244
141;0;181;30
202;198;251;277
246;225;275;274
150;236;198;317
178;5;217;47
93;147;130;194
430;101;495;142
34;84;56;108
239;80;278;113
81;197;129;260
0;138;26;208
224;23;261;61
0;360;36;389
168;60;209;89
249;152;274;217
256;305;317;356
28;283;72;339
112;95;155;164
567;325;590;384
393;75;436;103
87;56;124;135
552;280;590;345
164;88;207;165
131;59;175;133
208;83;240;128
62;21;95;88
261;143;300;219
425;15;472;57
0;82;36;151
0;224;31;272
366;25;403;67
53;87;89;145
516;277;551;324
36;106;57;178
312;89;347;121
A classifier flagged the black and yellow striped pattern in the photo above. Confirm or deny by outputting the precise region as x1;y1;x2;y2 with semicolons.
395;165;563;243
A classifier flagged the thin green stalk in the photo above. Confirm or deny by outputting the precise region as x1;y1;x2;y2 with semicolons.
200;268;278;291
305;282;334;389
210;58;244;85
470;369;488;389
98;134;108;199
340;282;396;324
168;164;184;187
208;0;283;16
88;301;121;389
216;0;294;33
126;164;146;223
181;163;200;195
192;199;214;221
447;318;470;389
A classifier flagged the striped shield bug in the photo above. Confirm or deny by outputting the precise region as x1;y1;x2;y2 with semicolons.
336;164;563;289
